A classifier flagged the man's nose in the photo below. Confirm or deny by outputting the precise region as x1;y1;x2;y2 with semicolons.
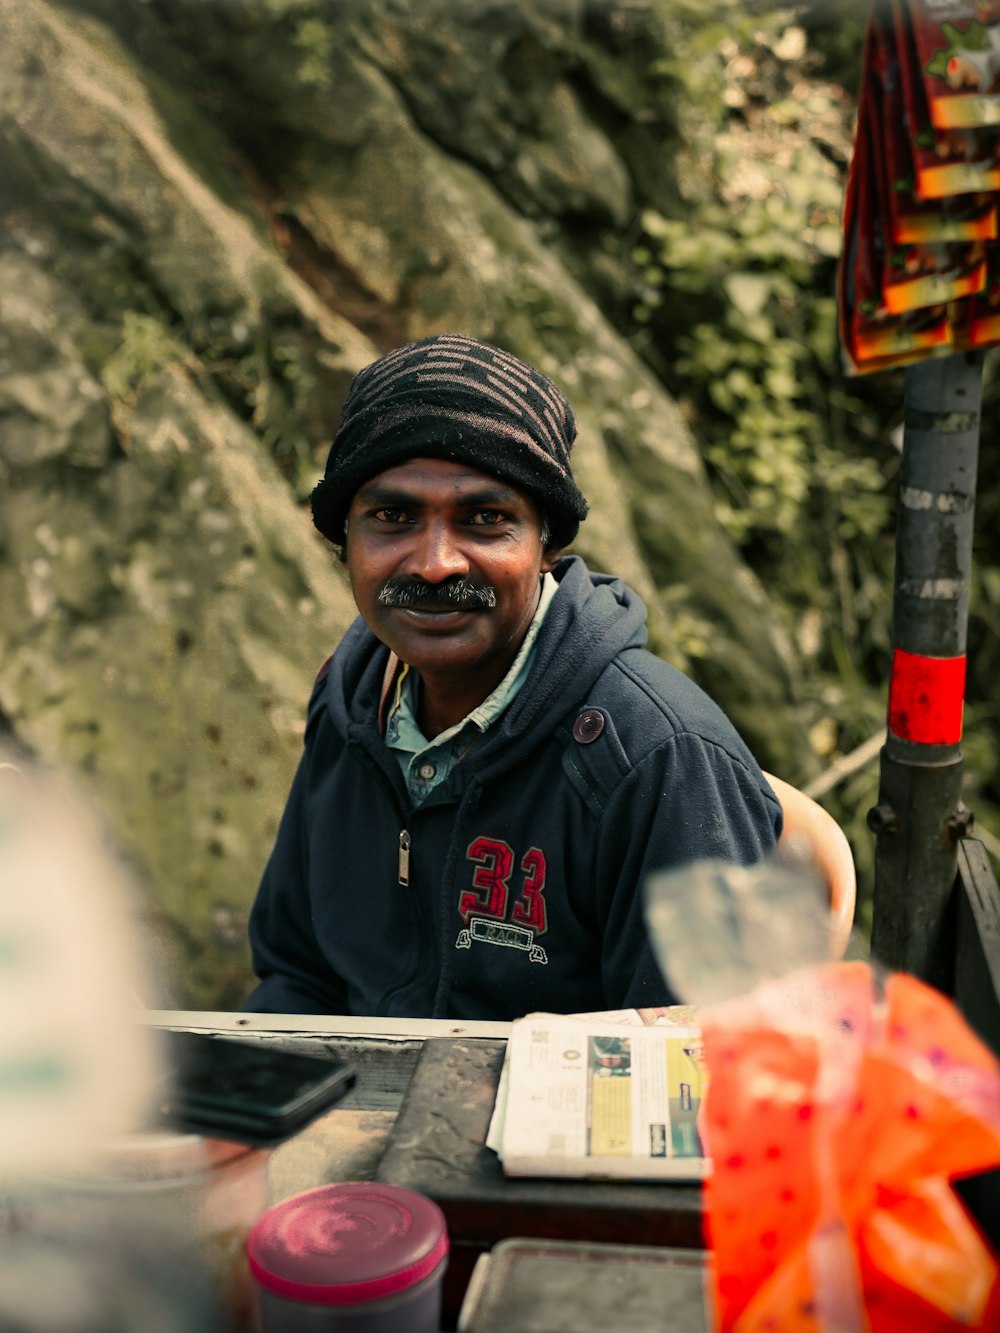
405;521;470;582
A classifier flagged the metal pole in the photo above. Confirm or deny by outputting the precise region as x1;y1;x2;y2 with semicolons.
869;351;982;989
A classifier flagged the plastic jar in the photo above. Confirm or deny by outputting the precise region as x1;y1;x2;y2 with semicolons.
247;1182;448;1332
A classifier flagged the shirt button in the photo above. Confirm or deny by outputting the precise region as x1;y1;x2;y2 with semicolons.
572;709;605;744
418;761;437;781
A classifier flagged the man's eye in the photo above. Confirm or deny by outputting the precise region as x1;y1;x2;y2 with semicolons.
467;510;507;526
373;507;410;523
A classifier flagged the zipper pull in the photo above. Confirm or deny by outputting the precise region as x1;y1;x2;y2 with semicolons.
398;829;411;886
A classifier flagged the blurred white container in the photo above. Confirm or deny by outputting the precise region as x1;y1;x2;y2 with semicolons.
22;1129;271;1332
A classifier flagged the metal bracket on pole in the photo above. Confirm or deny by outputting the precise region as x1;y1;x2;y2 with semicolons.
869;351;982;990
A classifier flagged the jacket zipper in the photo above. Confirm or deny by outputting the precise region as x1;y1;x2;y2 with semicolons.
346;744;441;1014
345;743;428;1013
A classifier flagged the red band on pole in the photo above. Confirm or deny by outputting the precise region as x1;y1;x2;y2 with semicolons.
887;648;966;745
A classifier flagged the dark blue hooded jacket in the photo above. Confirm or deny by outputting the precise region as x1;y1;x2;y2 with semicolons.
245;556;782;1019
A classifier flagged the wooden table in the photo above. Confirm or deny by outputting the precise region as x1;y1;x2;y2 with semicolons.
149;1012;708;1329
147;1011;512;1198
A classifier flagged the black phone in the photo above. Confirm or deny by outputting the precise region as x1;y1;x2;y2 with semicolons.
148;1029;356;1147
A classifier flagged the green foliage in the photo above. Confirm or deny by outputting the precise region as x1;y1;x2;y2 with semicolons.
619;8;919;909
195;323;329;497
101;312;188;400
795;0;870;96
634;182;892;592
101;310;324;496
628;12;897;700
658;584;725;663
292;17;334;88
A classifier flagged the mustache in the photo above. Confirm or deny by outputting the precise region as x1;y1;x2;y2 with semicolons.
377;576;498;611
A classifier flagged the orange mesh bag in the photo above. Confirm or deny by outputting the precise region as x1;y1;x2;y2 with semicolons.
701;962;1000;1332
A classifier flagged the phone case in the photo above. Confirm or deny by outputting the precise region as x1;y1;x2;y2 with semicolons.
150;1029;356;1146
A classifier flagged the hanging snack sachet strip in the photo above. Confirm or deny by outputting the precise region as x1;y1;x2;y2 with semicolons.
839;0;1000;371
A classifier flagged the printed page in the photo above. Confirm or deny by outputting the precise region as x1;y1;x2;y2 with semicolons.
497;1015;709;1180
485;1006;698;1153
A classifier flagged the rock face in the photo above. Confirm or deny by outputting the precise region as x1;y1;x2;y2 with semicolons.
1;0;817;1009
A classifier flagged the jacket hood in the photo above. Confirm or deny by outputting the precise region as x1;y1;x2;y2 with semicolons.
320;555;648;778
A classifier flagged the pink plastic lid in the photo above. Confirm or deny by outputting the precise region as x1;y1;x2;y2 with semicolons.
247;1182;448;1306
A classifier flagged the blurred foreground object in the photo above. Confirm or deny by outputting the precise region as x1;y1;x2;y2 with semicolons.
644;855;837;1009
20;1130;269;1332
0;752;266;1330
0;753;155;1178
701;961;1000;1331
0;1231;220;1333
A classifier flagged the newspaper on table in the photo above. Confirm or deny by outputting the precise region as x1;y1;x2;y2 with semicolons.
488;1007;709;1181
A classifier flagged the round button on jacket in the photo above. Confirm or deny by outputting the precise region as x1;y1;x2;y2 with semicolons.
572;709;605;744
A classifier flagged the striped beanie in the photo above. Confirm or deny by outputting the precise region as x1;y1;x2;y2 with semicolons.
310;334;589;549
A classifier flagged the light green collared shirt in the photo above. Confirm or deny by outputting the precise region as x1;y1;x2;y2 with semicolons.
385;572;559;803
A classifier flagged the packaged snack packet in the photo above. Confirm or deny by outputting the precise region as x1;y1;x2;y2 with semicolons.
967;240;1000;339
876;13;999;241
848;313;953;374
880;6;998;240
908;0;1000;128
893;0;1000;196
701;962;1000;1331
881;239;986;313
890;193;996;244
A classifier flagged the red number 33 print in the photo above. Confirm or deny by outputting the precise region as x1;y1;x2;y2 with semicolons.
513;847;547;933
459;838;548;935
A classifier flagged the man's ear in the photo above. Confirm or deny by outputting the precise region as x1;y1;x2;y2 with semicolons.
540;546;561;573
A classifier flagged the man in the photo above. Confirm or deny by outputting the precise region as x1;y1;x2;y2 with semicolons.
245;333;782;1019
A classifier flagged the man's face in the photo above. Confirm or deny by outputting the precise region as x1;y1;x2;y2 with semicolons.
345;457;555;681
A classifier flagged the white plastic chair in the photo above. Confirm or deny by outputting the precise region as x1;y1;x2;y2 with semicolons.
763;771;857;959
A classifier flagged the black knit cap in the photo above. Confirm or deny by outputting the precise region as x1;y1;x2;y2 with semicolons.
310;333;589;549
